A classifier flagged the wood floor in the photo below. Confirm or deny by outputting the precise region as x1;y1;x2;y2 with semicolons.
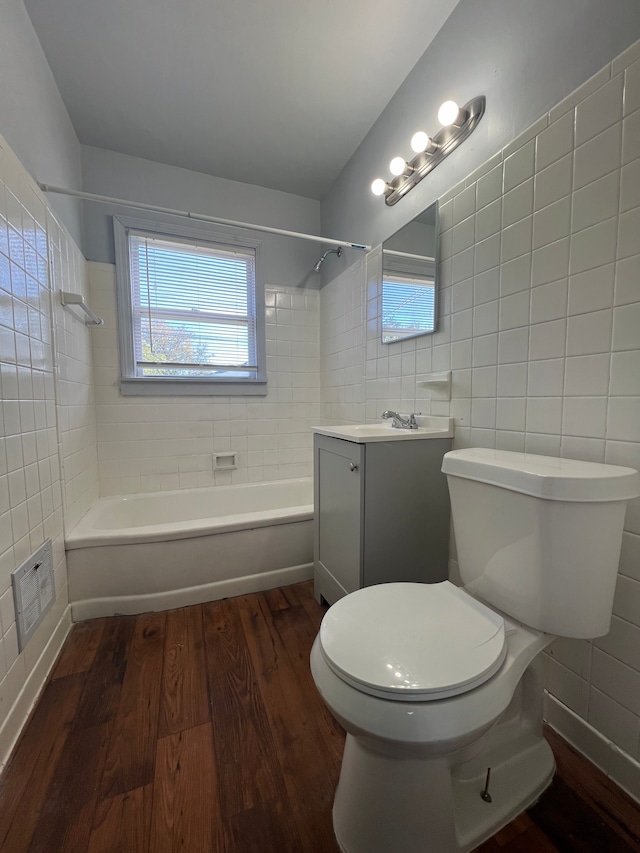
0;580;639;852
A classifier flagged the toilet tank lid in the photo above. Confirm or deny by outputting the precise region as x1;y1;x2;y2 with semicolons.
442;448;640;502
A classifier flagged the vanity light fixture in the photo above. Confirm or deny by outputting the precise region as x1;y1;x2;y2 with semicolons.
371;95;485;206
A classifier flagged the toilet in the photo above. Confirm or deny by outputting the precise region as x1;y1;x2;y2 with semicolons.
310;448;640;853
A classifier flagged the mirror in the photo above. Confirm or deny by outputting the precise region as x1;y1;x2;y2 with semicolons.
381;200;438;344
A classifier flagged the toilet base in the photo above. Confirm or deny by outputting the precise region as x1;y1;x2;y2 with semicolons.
332;717;555;853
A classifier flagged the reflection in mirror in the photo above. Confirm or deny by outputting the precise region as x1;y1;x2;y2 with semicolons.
381;201;438;344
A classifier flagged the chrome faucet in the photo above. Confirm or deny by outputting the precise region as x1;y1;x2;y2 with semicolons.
381;410;419;430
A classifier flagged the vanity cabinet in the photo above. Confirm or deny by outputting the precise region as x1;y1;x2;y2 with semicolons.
313;431;452;605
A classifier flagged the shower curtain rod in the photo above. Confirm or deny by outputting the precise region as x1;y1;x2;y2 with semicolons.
38;183;372;252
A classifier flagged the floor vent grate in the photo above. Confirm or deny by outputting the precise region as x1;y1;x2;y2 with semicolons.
12;539;55;651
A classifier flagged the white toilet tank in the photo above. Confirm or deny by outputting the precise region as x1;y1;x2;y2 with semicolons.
442;449;640;638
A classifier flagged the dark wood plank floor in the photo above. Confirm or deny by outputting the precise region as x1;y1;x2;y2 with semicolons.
0;580;639;852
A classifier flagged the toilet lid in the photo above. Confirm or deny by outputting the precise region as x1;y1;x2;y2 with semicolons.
319;581;506;702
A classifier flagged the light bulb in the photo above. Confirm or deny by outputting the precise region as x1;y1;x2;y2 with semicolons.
389;157;408;176
371;178;387;196
438;100;461;127
410;131;430;153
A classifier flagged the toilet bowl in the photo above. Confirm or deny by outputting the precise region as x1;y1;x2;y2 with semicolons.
311;449;640;853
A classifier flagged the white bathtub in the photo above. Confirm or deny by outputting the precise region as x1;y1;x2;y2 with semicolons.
66;478;314;620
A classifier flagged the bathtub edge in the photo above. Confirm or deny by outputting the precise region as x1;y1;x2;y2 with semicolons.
70;561;314;620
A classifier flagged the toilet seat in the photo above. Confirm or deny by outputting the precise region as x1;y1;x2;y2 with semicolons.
319;581;507;702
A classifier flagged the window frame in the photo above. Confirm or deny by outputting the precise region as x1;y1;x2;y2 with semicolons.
113;214;267;396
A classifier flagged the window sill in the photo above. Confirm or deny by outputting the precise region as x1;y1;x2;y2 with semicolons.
119;377;268;397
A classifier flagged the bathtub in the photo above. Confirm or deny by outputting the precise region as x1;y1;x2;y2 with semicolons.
65;478;314;620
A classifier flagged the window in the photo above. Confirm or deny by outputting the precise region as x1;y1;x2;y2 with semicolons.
114;216;266;395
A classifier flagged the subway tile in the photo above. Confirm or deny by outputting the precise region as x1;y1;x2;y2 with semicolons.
526;397;563;434
476;163;503;210
471;366;497;398
547;658;589;716
569;218;618;276
561;435;605;462
474;267;500;305
575;74;624;147
548;637;592;678
531;278;568;324
624;57;640;115
475;198;502;241
612;303;640;350
562;396;608;438
452;247;474;284
534;154;573;211
619;532;640;581
501;216;532;263
536;111;575;172
531;238;570;286
503;140;535;193
569;264;615;315
452;216;475;254
474;233;500;274
471;398;496;429
564;354;611;397
620;157;640;212
588;688;640;755
473;300;499;337
452;185;476;224
495;430;525;452
502;179;533;227
472;333;498;367
504;117;550;161
607;398;640;442
614;255;640;306
529;318;567;361
617;206;640;260
499;290;530;331
525;433;561;457
614;575;640;629
572;172;620;233
574;123;622;190
498;327;529;364
622;107;640;164
610;351;640;396
528;358;565;397
497;362;528;398
501;253;532;296
465;151;503;189
566;309;612;356
533;197;571;248
496;397;526;432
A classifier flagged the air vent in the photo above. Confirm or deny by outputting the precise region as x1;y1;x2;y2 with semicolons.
12;539;55;651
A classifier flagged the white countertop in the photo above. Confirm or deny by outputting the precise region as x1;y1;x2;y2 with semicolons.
312;416;454;443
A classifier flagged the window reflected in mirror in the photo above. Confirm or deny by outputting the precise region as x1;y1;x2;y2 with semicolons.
381;200;438;344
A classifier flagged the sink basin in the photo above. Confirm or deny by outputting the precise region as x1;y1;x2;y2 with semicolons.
312;417;454;443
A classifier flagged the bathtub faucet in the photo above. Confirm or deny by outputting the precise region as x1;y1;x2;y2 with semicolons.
381;411;419;430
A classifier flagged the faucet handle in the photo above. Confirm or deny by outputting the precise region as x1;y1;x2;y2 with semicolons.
408;413;418;429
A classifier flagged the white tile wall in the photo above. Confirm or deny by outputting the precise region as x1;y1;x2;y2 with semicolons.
318;40;640;797
0;132;96;764
89;263;320;495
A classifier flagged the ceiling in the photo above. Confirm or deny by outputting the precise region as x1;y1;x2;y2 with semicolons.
24;0;460;200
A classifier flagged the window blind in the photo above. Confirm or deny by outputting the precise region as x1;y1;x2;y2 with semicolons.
381;273;436;341
129;232;258;379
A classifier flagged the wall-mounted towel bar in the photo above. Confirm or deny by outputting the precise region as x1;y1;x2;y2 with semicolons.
60;291;104;325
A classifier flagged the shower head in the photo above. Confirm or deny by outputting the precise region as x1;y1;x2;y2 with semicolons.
314;246;343;272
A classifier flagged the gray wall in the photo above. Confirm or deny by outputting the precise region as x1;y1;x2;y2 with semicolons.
321;0;640;265
0;0;83;244
81;146;325;287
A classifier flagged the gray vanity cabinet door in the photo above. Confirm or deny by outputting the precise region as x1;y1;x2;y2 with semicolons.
362;438;450;587
315;435;364;599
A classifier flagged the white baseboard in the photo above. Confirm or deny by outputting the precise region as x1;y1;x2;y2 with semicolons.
0;606;73;773
70;562;314;620
544;691;640;804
